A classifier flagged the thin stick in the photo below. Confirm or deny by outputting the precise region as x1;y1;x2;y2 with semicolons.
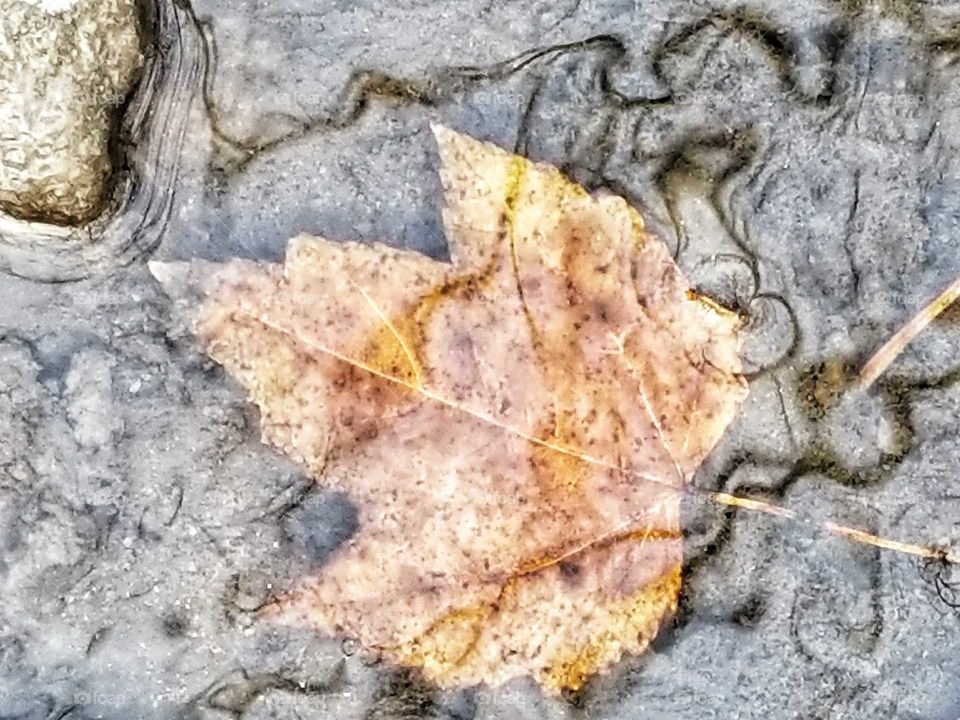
713;492;959;564
860;275;960;390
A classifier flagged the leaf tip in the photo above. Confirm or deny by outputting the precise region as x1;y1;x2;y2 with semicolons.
430;123;504;166
149;260;208;301
429;122;457;143
147;260;185;289
148;260;230;322
430;122;463;161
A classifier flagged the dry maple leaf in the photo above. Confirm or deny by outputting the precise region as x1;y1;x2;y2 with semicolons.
152;125;749;693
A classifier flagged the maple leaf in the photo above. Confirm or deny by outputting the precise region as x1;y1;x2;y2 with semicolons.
152;126;749;693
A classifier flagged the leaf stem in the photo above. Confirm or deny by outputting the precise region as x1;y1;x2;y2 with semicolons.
239;310;959;567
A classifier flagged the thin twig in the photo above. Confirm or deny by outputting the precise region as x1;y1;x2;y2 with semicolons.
860;275;960;390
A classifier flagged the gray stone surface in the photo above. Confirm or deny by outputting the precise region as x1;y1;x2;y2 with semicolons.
1;0;960;718
0;0;143;224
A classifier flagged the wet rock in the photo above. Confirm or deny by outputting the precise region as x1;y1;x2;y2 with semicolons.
0;0;144;224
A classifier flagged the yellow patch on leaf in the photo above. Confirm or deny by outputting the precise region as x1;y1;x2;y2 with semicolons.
152;126;749;693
